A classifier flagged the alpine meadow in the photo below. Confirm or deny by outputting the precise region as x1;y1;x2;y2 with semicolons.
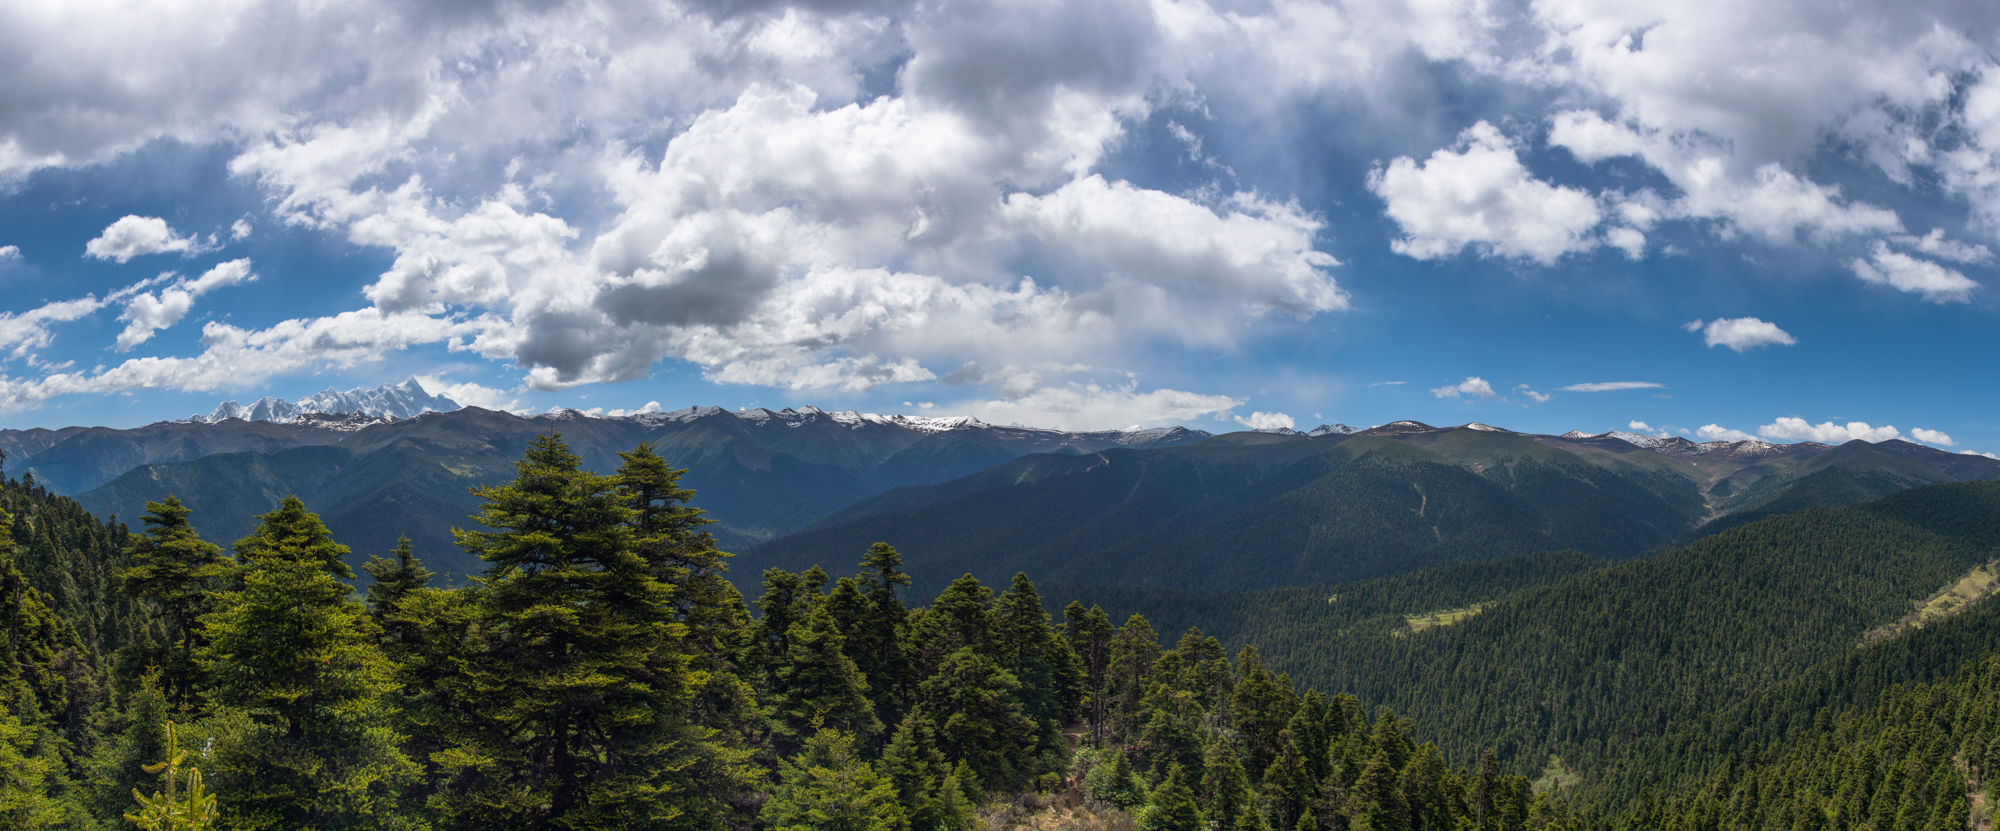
5;0;2000;829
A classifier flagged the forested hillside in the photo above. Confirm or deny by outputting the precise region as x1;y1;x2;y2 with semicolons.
0;439;1583;830
1042;480;2000;825
749;427;2000;594
49;407;1206;580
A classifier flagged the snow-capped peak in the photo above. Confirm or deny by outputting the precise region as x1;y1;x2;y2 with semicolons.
1307;424;1358;437
187;378;462;425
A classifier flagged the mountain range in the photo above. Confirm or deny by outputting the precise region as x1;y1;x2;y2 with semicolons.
4;385;1998;586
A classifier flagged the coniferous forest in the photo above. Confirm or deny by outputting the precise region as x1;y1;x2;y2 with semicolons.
4;434;2000;829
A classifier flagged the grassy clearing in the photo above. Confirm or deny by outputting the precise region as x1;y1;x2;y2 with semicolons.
1863;560;2000;645
1401;603;1488;634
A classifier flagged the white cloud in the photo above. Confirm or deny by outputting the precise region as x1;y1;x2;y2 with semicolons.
999;175;1346;315
1893;229;1991;264
1559;381;1663;392
1697;424;1756;442
414;374;520;413
1549;111;1904;248
1371;122;1603;264
1517;384;1551;403
1757;417;1900;444
0;245;18;260
114;259;258;350
1849;243;1979;304
1233;410;1295;431
1628;420;1653;432
957;381;1242;432
230;218;253;240
83;216;206;262
1687;317;1796;352
0;296;107;360
0;307;484;412
1430;376;1499;400
1911;427;1955;447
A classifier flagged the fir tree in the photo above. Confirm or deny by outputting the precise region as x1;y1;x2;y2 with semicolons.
1139;763;1204;831
761;730;909;831
920;646;1034;792
773;604;881;747
445;434;712;828
198;496;417;829
881;708;974;831
362;536;433;619
119;496;230;709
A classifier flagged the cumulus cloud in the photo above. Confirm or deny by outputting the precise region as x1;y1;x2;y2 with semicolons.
1849;243;1979;303
1686;317;1796;352
1697;424;1756;442
1757;417;1900;444
1517;384;1551;403
0;245;18;260
0;296;107;360
1893;229;1991;264
1911;427;1955;447
1234;410;1295;431
1628;420;1656;432
957;381;1242;432
0;308;484;412
84;216;207;262
414;374;520;413
115;259;258;350
1371;122;1603;264
1559;381;1663;392
1430;376;1499;400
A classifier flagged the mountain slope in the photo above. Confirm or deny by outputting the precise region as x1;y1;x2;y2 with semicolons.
64;406;1211;577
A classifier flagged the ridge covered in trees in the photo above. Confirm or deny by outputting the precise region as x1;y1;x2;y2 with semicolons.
0;438;1583;829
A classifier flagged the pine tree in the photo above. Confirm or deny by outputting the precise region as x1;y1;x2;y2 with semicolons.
444;434;712;828
761;730;909;831
0;709;64;829
907;574;995;679
773;604;881;747
881;708;974;831
851;543;913;728
1083;748;1147;809
1060;602;1114;744
86;668;169;819
919;646;1034;792
362;536;433;619
119;496;230;709
1202;735;1257;831
198;496;417;829
1139;763;1204;831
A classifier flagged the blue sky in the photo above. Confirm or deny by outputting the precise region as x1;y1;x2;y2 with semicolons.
1;0;1997;454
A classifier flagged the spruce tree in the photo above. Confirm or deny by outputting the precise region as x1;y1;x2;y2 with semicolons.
198;496;417;829
919;646;1034;792
761;731;909;831
881;708;973;831
120;496;230;709
772;604;881;747
362;536;432;619
445;434;712;828
1139;763;1204;831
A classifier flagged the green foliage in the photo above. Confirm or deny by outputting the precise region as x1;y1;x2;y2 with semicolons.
121;496;231;679
1138;763;1203;831
1082;747;1146;809
441;433;713;828
362;536;433;619
761;730;909;831
125;720;219;831
198;496;417;829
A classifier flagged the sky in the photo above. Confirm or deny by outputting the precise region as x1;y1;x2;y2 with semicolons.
1;0;1997;454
